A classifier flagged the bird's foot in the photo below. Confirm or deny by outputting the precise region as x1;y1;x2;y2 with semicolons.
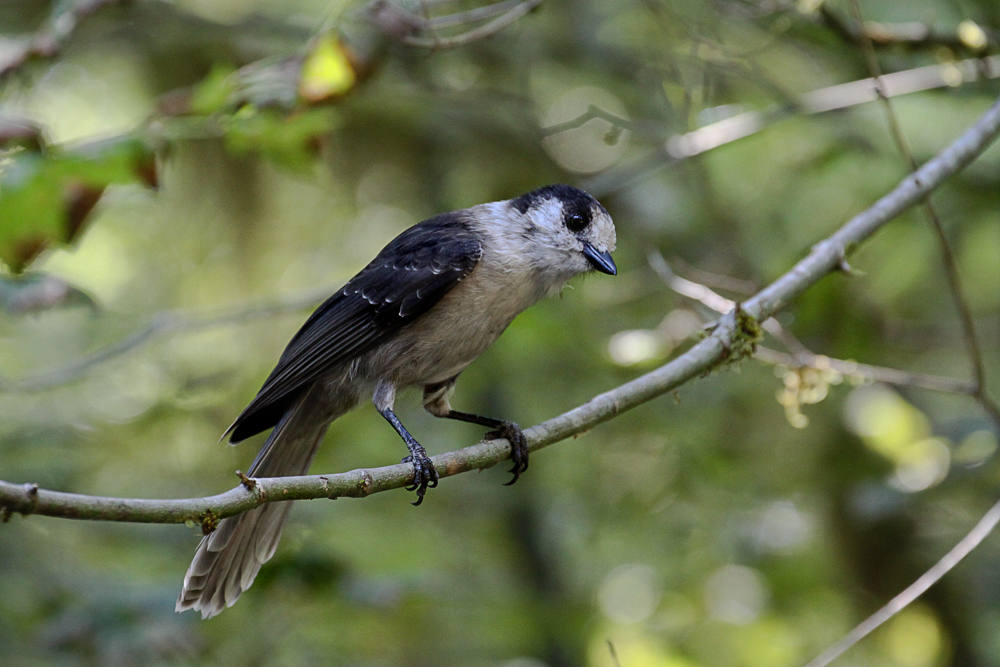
401;450;439;506
486;421;529;485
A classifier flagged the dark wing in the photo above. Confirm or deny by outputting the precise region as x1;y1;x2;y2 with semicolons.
227;212;482;443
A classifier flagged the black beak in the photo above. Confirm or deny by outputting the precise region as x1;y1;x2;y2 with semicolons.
582;242;617;276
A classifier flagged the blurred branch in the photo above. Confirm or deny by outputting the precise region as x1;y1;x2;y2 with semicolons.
664;257;758;295
0;273;96;315
390;0;544;49
795;8;1000;667
0;287;330;393
666;56;1000;158
540;104;639;139
608;641;623;667
587;53;1000;196
0;0;125;80
847;0;1000;429
5;90;1000;524
421;0;530;29
648;250;977;395
803;496;1000;667
817;5;999;54
753;348;977;395
647;250;752;315
0;113;43;149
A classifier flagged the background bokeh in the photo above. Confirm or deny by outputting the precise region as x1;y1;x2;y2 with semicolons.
2;1;1000;666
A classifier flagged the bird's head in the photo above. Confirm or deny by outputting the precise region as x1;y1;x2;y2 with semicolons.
507;184;617;278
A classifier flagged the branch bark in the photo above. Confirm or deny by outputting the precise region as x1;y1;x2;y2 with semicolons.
3;92;1000;526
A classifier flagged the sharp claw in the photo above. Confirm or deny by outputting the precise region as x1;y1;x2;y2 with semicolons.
489;422;529;486
402;452;438;505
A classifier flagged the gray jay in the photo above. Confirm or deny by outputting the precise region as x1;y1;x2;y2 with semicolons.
176;184;617;618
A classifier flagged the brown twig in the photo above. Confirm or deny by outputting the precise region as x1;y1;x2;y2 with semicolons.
0;0;127;81
540;105;641;139
648;250;978;396
818;5;998;54
804;496;1000;667
398;0;543;49
754;348;977;396
847;0;1000;429
794;5;1000;667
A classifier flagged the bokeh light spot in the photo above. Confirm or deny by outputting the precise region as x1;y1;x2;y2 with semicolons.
598;564;662;624
704;565;769;626
542;86;629;174
883;606;945;667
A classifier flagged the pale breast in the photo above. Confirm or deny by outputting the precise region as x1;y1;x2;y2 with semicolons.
380;257;549;387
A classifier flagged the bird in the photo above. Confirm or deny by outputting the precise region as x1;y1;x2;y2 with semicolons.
176;183;617;618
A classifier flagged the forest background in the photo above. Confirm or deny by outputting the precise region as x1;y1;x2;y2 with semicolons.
2;0;1000;666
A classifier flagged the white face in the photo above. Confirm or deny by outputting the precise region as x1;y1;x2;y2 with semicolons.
467;185;618;295
525;195;617;274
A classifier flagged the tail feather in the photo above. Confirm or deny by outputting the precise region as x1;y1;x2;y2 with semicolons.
176;383;339;619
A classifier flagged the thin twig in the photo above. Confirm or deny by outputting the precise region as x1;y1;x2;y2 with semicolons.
818;4;998;54
540;105;643;138
754;348;977;395
648;250;977;396
803;496;1000;667
8;54;997;390
0;287;331;393
4;91;1000;524
794;6;1000;667
667;56;1000;159
848;0;1000;429
608;641;623;667
422;0;526;29
400;0;543;48
0;0;126;80
664;257;759;296
584;54;1000;196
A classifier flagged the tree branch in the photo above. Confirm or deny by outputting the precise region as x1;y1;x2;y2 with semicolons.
847;0;1000;431
817;5;998;55
586;54;1000;196
395;0;544;49
803;495;1000;667
19;45;995;392
0;0;126;81
753;347;977;396
4;91;1000;525
648;250;981;396
791;7;1000;667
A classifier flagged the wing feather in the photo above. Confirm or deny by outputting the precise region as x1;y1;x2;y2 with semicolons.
227;212;482;442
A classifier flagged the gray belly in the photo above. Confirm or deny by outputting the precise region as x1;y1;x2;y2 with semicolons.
381;305;513;387
369;264;549;388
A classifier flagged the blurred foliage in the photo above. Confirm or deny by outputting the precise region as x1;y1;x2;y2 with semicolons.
0;136;156;272
1;0;1000;666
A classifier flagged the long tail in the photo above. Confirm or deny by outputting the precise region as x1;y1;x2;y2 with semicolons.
176;383;340;618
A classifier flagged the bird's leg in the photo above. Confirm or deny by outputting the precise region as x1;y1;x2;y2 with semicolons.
377;407;439;506
422;379;529;484
443;411;529;485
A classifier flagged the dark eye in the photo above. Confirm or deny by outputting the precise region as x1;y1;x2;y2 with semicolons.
565;212;588;232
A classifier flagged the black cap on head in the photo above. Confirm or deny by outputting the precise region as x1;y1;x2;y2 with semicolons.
511;185;608;231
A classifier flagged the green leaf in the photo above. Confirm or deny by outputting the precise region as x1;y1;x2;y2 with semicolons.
0;137;156;273
221;107;340;171
190;63;239;115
